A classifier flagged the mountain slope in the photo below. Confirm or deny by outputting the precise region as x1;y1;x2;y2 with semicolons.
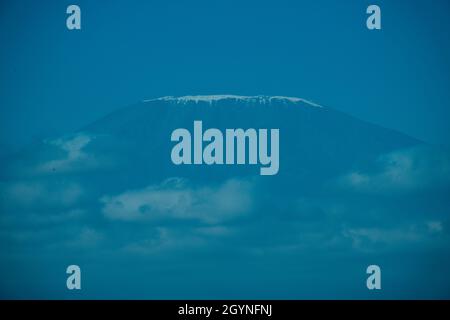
81;95;420;186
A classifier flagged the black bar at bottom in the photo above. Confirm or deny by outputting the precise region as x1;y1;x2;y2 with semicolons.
1;300;448;318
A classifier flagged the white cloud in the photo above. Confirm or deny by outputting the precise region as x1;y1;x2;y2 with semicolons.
35;133;96;174
338;146;450;194
101;178;253;224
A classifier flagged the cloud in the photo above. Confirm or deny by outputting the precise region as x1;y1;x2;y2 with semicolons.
341;219;448;252
67;227;104;248
337;146;450;194
194;226;232;236
342;226;422;248
427;221;443;233
1;132;117;180
1;180;83;209
0;209;85;228
34;133;94;174
101;178;253;224
121;227;207;255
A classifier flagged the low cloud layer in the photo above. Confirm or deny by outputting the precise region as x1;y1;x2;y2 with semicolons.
101;178;253;224
337;146;450;194
0;180;83;209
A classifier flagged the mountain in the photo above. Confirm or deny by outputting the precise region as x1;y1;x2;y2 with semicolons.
1;94;423;225
4;95;450;299
80;95;419;188
0;94;425;231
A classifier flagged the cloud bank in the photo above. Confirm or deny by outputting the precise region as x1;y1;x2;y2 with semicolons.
101;178;253;224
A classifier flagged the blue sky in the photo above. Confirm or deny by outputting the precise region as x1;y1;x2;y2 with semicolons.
0;1;450;299
1;0;450;154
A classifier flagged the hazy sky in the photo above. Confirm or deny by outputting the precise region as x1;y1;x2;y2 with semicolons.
1;0;449;153
1;0;450;299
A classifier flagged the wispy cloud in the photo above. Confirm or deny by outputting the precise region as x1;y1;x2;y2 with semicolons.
67;226;104;248
121;227;207;255
427;221;443;233
35;133;95;174
337;146;450;194
343;226;422;248
1;180;83;209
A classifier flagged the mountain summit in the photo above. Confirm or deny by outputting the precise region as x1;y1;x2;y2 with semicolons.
143;95;324;108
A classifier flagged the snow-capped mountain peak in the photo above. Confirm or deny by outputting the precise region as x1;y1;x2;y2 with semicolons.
143;95;323;108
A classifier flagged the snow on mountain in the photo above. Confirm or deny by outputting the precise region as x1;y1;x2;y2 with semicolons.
143;95;323;108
